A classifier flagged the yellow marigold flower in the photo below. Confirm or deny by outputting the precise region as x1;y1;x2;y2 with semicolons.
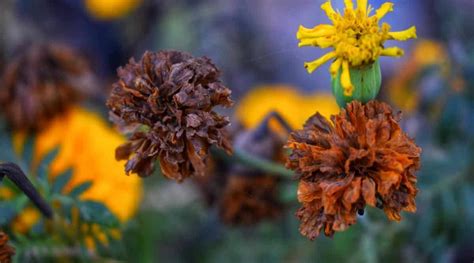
235;85;339;131
14;107;143;222
297;0;417;96
85;0;141;20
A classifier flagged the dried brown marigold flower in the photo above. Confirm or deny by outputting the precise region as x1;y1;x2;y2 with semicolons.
0;232;15;263
286;100;421;240
107;50;233;181
219;175;282;225
0;43;94;131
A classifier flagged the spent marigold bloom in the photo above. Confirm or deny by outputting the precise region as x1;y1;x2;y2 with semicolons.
219;175;282;225
286;100;421;240
0;232;14;263
195;116;286;225
297;0;417;97
107;50;233;181
0;43;95;131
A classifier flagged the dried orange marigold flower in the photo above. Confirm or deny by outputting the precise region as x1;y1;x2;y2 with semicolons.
286;100;421;240
0;232;15;263
107;50;233;181
0;43;94;131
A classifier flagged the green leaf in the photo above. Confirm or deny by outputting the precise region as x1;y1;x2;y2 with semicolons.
52;168;73;194
0;203;18;225
22;136;36;168
0;195;28;225
69;181;93;198
77;201;120;227
37;147;60;181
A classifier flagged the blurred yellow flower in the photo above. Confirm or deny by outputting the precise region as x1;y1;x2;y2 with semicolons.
85;0;141;20
388;40;451;112
14;107;143;223
12;207;40;234
236;85;339;131
297;0;416;96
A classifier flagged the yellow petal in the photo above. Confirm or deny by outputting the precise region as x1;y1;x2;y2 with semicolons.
341;61;354;96
344;0;354;10
329;58;342;77
298;36;335;48
314;37;335;48
381;47;404;57
388;26;417;41
375;2;394;19
304;51;336;73
357;0;368;15
296;24;335;40
321;1;338;22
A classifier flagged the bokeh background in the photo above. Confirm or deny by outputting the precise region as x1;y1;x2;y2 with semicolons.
0;0;473;262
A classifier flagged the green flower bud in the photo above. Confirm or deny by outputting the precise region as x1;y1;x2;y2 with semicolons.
331;60;382;108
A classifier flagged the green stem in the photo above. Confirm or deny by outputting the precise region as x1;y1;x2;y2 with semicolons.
212;148;295;178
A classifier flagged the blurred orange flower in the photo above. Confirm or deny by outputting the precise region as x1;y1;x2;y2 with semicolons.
85;0;142;20
388;40;453;112
14;107;143;223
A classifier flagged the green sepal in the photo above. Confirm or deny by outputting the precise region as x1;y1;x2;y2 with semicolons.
332;60;382;108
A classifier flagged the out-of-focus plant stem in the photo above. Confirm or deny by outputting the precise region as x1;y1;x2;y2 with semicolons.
212;148;294;178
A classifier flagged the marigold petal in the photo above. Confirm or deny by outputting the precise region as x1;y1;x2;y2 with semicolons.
297;24;335;40
329;58;342;77
381;47;404;57
375;2;394;19
362;178;376;206
341;61;354;96
388;26;417;41
357;0;368;14
321;1;338;22
297;181;321;203
344;0;354;10
342;177;362;210
304;52;336;74
377;171;401;195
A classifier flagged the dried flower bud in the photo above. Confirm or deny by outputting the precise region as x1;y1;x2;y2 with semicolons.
0;43;94;131
219;175;282;225
0;232;15;263
286;100;421;240
107;50;233;181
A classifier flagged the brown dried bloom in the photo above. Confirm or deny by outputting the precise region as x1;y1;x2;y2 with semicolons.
107;50;233;181
0;232;15;263
0;43;94;131
286;100;421;240
219;175;282;225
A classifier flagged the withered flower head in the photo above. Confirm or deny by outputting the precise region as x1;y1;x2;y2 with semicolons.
286;100;421;240
107;50;233;181
0;43;94;131
195;115;286;225
219;175;282;225
0;232;15;263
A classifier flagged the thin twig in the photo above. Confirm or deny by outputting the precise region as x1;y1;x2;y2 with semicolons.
0;162;53;218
